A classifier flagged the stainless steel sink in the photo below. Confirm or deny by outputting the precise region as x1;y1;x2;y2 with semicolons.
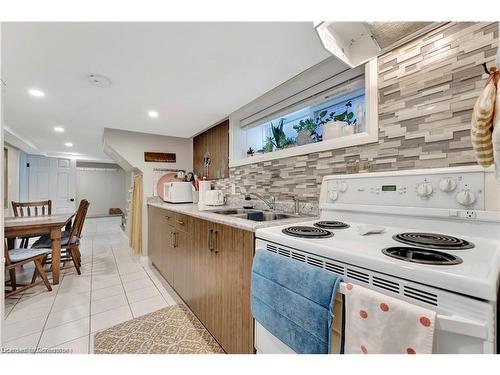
208;208;258;215
233;212;299;222
207;209;303;222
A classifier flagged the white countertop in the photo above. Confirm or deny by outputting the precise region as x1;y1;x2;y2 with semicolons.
147;200;315;232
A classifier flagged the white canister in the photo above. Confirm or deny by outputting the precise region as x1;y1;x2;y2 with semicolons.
323;121;346;140
198;180;212;206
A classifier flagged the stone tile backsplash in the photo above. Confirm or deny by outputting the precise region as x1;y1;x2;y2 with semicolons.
214;22;498;212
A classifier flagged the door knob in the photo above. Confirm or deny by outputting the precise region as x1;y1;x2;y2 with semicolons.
70;198;75;202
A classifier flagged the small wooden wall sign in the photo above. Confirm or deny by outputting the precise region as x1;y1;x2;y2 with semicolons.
144;152;176;163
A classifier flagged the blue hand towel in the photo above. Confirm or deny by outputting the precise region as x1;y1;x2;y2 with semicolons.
251;249;342;354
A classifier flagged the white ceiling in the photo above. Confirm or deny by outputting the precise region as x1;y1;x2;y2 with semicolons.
2;22;335;161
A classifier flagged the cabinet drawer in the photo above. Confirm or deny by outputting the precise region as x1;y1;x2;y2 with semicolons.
162;210;175;227
174;213;192;233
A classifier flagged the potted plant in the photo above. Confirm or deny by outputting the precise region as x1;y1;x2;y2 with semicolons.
321;101;357;140
269;119;296;150
293;118;319;145
262;139;274;153
246;146;255;157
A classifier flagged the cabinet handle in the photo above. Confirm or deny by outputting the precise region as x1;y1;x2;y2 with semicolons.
207;229;214;251
170;232;178;248
213;230;219;254
175;219;184;225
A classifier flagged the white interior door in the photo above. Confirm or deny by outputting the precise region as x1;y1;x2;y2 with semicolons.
28;156;76;214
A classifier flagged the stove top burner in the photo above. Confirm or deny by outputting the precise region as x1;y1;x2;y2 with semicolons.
392;232;474;250
382;247;463;265
282;226;334;239
314;221;350;229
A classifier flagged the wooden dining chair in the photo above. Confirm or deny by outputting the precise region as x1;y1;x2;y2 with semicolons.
11;200;52;248
4;240;52;298
32;199;90;275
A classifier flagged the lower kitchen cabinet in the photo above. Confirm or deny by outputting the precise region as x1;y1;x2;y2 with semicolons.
147;205;165;271
148;206;255;354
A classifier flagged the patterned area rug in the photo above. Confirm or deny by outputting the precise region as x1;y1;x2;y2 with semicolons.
94;305;225;354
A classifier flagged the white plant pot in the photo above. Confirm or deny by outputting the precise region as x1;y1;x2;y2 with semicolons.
323;121;347;140
296;129;313;146
342;125;355;136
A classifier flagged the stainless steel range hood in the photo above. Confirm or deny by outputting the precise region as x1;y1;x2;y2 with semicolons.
315;21;441;67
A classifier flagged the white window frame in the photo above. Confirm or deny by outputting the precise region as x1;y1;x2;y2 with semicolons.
229;58;378;168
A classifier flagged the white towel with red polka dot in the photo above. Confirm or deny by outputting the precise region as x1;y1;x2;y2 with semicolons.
344;283;436;354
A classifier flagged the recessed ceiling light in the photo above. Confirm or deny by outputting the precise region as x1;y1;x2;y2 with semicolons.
28;88;45;97
54;126;65;133
64;142;73;147
148;110;159;118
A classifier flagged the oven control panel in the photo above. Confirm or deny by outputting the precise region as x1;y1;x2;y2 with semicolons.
320;167;485;210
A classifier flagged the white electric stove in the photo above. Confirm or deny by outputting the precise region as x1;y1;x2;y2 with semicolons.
255;166;500;354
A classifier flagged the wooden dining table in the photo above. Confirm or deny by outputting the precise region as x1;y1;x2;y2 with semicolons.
4;214;74;285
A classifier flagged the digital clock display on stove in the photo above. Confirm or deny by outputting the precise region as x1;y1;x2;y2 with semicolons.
382;185;397;191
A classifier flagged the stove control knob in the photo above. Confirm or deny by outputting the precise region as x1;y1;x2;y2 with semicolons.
328;191;339;202
439;177;457;192
416;182;433;198
456;189;476;206
338;181;348;193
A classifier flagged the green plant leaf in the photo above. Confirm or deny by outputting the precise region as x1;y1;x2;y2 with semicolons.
347;112;354;120
319;110;327;118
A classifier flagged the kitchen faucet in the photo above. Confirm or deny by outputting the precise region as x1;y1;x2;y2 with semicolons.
244;192;275;210
292;196;301;215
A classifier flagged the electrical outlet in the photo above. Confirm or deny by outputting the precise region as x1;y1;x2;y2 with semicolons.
465;210;477;219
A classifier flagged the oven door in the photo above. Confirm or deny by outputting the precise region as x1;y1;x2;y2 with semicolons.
254;285;494;354
254;310;493;354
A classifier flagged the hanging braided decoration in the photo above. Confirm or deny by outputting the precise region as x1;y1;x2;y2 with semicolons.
471;64;499;167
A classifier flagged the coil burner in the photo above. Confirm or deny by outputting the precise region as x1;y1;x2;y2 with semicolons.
392;232;474;250
314;221;350;229
282;226;334;239
382;247;463;265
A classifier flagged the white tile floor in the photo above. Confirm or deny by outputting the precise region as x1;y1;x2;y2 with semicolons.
3;218;182;354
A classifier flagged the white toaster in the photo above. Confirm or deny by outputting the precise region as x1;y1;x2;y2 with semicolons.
204;190;225;206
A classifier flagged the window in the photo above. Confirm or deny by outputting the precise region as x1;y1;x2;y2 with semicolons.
244;91;365;156
230;58;378;167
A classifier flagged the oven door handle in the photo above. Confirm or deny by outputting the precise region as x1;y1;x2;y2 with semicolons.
436;314;489;340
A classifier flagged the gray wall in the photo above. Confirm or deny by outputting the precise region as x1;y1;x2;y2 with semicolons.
215;22;499;205
76;166;127;216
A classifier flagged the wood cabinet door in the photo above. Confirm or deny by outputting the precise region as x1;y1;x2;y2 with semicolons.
192;120;229;179
213;223;254;354
201;221;224;343
172;229;190;301
163;226;176;286
186;220;254;354
152;209;173;284
184;217;208;320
